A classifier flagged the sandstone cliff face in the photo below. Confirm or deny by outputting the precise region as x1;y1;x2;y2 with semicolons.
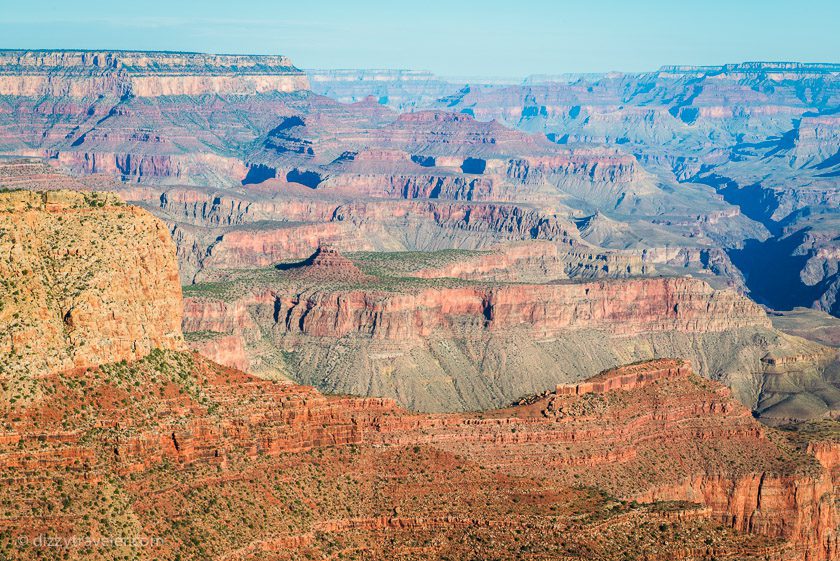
0;190;183;389
264;276;770;340
185;332;250;372
52;150;249;184
184;275;769;343
638;473;838;561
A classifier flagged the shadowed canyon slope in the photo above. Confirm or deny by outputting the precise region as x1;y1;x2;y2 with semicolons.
1;193;839;560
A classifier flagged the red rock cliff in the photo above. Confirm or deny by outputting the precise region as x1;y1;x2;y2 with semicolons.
184;276;769;342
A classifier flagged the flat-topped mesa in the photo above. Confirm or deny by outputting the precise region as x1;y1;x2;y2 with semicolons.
658;62;840;77
555;359;691;396
181;270;785;413
0;49;310;97
406;240;654;284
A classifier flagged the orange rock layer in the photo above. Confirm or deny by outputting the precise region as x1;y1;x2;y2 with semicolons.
555;359;691;395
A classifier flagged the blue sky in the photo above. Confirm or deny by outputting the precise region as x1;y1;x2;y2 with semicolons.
0;0;837;77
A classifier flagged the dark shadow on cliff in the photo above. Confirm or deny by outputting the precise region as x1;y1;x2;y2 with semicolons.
727;230;828;311
275;254;316;272
241;164;277;185
286;169;323;188
693;174;782;236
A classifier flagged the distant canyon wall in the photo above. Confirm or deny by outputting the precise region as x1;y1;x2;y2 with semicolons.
0;50;310;97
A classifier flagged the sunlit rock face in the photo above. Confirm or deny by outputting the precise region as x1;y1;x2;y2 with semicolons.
0;190;184;385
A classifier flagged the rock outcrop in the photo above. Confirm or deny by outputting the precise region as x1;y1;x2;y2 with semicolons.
0;190;183;388
287;244;373;282
555;359;690;395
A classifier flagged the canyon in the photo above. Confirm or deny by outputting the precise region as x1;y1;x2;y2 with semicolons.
0;51;838;424
1;191;839;560
309;63;840;317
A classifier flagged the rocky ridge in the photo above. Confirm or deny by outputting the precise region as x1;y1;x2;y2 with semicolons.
0;50;309;97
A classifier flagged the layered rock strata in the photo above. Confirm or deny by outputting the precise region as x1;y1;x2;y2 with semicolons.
0;50;309;97
4;353;839;560
181;247;840;414
1;199;838;560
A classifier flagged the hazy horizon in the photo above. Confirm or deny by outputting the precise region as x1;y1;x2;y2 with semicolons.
1;0;838;77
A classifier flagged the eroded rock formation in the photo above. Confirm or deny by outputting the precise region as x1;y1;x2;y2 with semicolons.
180;246;838;416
